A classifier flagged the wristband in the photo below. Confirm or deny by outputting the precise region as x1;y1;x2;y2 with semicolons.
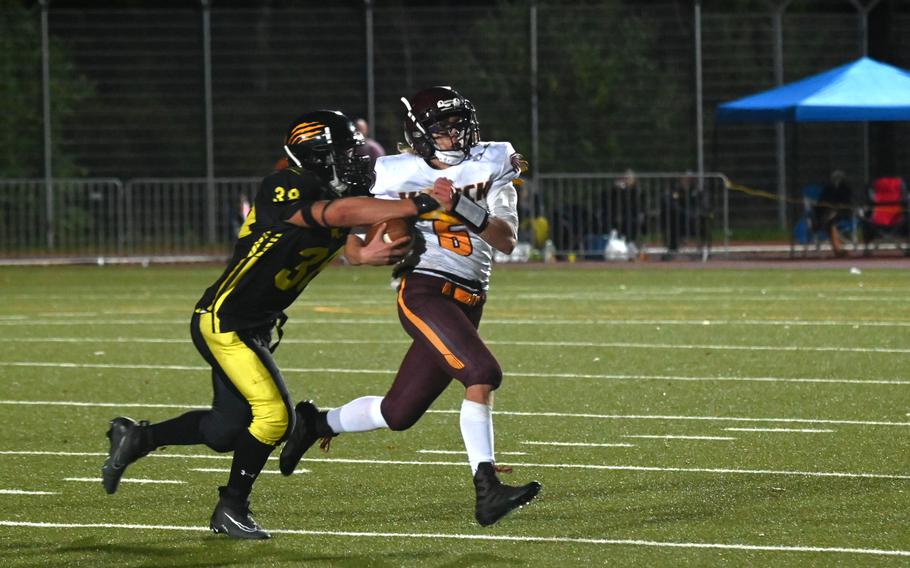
299;201;321;227
412;193;439;215
452;193;490;233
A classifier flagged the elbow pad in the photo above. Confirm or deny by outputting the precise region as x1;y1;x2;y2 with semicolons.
452;193;490;233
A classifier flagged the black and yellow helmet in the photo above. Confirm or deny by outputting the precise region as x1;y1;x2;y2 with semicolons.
283;110;371;195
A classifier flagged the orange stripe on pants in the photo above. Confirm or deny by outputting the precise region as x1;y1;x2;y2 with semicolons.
396;276;466;370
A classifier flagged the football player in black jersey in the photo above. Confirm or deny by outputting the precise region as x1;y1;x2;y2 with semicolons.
100;110;442;540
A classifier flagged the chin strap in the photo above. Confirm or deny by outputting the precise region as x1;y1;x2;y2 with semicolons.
434;149;468;166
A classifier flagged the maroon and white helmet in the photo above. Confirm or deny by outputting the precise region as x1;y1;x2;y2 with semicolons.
401;86;480;166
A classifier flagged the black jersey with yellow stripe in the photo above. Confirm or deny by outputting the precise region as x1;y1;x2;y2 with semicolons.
195;167;350;332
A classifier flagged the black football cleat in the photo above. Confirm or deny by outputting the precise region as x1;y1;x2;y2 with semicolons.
102;416;153;495
279;400;332;476
473;462;541;527
209;486;271;540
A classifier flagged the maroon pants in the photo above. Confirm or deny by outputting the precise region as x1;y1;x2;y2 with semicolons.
380;273;502;431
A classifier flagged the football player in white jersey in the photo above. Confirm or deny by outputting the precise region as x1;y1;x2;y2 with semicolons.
280;86;540;526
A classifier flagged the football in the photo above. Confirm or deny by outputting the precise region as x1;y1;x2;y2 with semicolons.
365;218;412;245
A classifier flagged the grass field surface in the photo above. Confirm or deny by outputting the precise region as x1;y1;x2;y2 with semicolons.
0;263;908;566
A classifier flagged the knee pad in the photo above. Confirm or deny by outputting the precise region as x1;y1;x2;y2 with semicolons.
248;399;291;445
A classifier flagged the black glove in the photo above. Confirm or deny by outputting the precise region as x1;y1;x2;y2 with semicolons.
451;193;490;233
412;193;440;215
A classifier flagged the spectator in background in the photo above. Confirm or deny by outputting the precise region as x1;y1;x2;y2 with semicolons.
228;193;252;241
814;169;853;257
355;118;386;171
610;168;643;244
661;172;694;260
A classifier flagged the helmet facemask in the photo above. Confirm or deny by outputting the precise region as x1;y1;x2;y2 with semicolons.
326;134;372;196
426;115;475;165
283;111;373;196
402;87;480;166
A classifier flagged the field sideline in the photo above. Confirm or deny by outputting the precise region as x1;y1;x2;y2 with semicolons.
0;263;908;567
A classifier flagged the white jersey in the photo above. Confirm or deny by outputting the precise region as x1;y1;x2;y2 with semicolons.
371;142;521;291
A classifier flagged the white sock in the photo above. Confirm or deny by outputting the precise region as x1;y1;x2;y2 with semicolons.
326;396;388;433
460;399;494;474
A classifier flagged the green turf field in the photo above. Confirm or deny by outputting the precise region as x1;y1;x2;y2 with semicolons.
0;264;908;566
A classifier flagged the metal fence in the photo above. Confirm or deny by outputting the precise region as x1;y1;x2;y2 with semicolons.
0;178;124;255
125;178;259;255
0;178;258;258
6;1;910;237
532;173;728;260
0;175;729;261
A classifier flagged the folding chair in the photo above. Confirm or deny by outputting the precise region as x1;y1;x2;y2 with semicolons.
792;184;858;256
861;177;910;255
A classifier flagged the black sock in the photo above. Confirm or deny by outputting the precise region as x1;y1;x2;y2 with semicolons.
227;430;275;500
315;411;335;437
149;410;207;447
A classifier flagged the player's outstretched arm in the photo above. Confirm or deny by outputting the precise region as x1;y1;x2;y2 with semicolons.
286;195;438;229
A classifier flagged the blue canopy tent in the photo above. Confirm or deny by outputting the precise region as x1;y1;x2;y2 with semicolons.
716;57;910;123
714;57;910;247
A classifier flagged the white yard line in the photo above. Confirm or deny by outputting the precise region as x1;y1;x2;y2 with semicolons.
0;361;208;372
3;336;910;354
1;451;906;480
0;451;224;459
0;489;58;495
2;360;908;386
622;435;736;441
522;441;636;448
63;477;185;485
6;337;187;343
0;520;906;557
499;340;910;354
0;400;202;409
510;293;910;303
416;450;529;456
3;317;910;328
37;312;100;317
442;409;910;428
300;457;910;480
725;428;836;433
1;400;909;428
511;372;910;386
189;468;310;475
